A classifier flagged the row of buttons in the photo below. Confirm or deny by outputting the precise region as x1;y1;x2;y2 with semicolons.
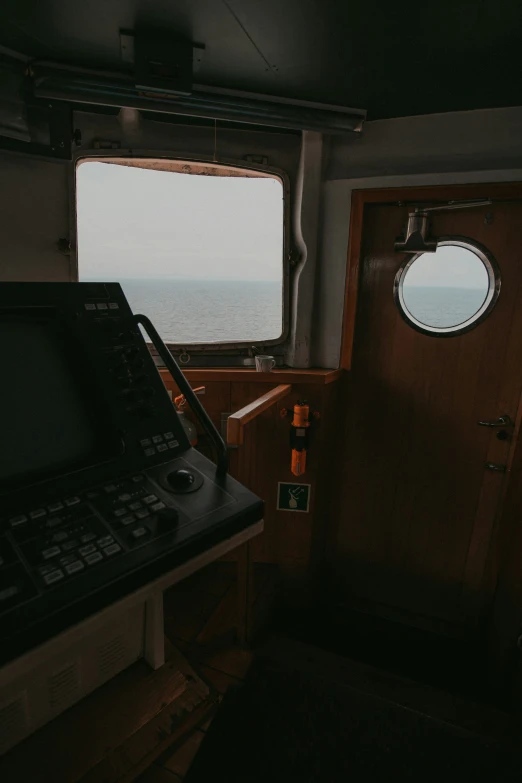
39;535;122;586
100;475;145;497
112;494;166;526
140;432;179;458
84;302;119;311
9;497;81;529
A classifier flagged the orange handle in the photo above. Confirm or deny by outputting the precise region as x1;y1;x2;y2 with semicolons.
291;448;307;477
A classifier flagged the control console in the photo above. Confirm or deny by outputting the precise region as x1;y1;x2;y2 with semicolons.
0;283;263;665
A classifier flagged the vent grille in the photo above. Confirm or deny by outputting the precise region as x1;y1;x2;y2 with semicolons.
0;695;27;753
98;635;125;679
48;662;80;711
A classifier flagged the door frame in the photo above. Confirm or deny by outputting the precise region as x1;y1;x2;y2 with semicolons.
339;182;522;698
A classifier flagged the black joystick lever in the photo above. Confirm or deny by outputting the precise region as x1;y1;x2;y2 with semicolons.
168;469;194;491
133;314;228;478
156;506;179;530
166;468;203;494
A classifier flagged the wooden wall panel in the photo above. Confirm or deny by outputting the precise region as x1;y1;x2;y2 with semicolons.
229;382;325;581
158;371;341;583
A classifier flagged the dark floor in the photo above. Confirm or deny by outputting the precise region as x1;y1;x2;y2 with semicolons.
137;561;256;783
136;562;519;782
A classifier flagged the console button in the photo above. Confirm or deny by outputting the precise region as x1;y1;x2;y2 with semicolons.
103;543;122;556
143;495;158;505
152;435;163;444
80;532;96;543
151;501;166;512
30;509;46;520
52;532;68;543
144;447;156;457
65;561;85;575
48;502;64;513
113;508;127;517
120;514;136;526
79;544;96;556
97;536;114;548
62;540;78;551
157;444;168;453
42;546;61;559
64;497;81;507
129;501;142;511
9;515;27;528
135;509;150;519
163;432;174;440
168;440;179;449
139;438;152;448
85;551;104;565
130;526;149;542
43;570;64;585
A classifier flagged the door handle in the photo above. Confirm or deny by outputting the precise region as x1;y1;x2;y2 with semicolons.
485;462;507;472
477;414;513;428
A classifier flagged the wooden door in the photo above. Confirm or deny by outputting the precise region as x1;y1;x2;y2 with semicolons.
334;198;522;639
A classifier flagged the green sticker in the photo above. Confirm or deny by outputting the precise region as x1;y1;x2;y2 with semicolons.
277;482;311;513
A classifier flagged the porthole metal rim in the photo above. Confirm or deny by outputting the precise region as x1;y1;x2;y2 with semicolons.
393;236;501;337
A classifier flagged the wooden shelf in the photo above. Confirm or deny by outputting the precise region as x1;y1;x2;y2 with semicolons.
159;368;343;385
227;384;292;446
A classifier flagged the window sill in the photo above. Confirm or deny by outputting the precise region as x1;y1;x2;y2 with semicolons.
158;368;343;385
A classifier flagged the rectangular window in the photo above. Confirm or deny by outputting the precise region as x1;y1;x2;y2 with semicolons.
76;159;285;346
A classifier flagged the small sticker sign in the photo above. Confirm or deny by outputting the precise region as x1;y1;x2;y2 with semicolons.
277;482;311;513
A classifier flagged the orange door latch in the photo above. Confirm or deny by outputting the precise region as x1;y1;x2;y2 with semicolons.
280;401;320;477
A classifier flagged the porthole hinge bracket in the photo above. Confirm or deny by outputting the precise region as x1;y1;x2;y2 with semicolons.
394;199;492;254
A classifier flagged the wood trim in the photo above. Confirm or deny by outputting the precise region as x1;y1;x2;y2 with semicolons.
227;384;292;445
340;190;365;369
349;182;522;205
340;182;522;371
159;368;342;385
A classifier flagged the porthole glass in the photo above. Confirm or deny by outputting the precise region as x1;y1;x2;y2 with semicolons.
394;239;500;336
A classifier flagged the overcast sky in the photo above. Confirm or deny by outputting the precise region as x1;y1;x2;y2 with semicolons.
76;162;284;282
404;245;488;289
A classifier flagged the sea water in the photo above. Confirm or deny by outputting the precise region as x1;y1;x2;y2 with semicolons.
114;279;283;344
402;286;487;328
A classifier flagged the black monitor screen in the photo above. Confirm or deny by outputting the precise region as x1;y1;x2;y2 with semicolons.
0;313;114;491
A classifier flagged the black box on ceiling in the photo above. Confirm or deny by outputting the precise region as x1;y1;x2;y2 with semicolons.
134;34;193;96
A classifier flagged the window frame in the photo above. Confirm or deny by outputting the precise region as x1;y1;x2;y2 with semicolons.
393;236;501;337
72;151;291;361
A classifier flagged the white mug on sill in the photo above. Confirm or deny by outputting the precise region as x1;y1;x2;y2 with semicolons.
255;355;276;372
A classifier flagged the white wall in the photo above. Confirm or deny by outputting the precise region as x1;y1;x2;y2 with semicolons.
312;107;522;368
4;106;522;368
0;152;71;281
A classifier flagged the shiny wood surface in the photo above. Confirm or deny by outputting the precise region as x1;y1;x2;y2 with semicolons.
160;375;341;581
334;196;522;646
227;384;292;445
159;368;342;384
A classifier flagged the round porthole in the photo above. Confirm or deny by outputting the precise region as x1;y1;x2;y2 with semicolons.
393;238;500;336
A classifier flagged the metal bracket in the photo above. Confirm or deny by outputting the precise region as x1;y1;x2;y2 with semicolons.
119;30;205;72
394;199;492;254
